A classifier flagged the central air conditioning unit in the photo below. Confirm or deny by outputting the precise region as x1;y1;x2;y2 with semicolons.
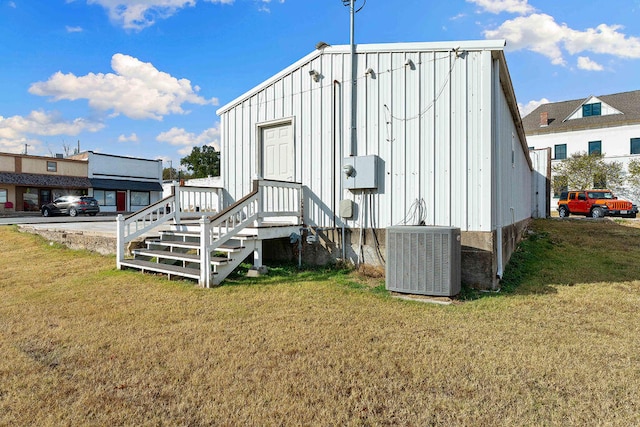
386;226;461;297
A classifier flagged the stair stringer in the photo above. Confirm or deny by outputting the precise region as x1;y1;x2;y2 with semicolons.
210;240;258;286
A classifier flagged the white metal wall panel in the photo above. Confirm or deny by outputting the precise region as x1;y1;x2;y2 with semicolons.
87;152;162;181
419;51;437;229
529;148;550;218
467;52;491;231
218;42;527;234
433;51;451;227
494;73;532;226
450;52;468;229
403;51;421;228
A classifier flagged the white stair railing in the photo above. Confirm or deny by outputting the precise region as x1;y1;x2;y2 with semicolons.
199;180;302;287
117;180;302;287
116;184;223;268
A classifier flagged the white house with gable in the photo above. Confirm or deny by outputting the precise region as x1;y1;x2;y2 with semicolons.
523;90;640;203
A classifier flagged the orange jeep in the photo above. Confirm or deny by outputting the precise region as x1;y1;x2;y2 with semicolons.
557;190;637;218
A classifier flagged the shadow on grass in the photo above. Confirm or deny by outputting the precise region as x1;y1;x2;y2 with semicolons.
222;262;387;293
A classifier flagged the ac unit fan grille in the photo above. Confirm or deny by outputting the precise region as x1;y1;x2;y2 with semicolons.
386;226;461;297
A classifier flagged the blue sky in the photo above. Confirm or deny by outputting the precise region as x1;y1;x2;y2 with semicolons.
2;0;640;170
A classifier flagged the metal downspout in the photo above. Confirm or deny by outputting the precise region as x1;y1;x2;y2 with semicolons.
493;58;503;280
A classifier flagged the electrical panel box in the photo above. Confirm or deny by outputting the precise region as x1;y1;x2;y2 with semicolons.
343;155;379;190
386;226;461;297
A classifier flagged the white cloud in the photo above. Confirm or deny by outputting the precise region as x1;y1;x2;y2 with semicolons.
156;126;220;154
577;56;604;71
0;110;104;139
564;24;640;59
518;98;550;117
88;0;234;30
467;0;534;15
0;136;41;156
118;132;139;142
29;53;218;121
0;110;104;154
484;14;567;65
484;13;640;66
66;25;83;33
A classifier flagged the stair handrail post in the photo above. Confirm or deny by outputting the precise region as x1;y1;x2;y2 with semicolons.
199;215;212;287
173;181;182;226
116;214;125;269
255;180;263;227
298;184;303;225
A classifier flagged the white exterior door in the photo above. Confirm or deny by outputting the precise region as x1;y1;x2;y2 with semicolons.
261;122;293;182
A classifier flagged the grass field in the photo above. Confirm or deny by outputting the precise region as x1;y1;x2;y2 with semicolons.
1;219;640;426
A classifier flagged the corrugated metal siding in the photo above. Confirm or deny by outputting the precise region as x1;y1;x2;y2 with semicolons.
493;64;532;226
219;44;528;232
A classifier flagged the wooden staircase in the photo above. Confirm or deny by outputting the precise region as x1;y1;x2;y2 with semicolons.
116;180;302;287
119;226;257;285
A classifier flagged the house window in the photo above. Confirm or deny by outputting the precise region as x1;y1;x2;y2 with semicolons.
588;141;601;155
582;103;601;117
554;144;567;160
46;161;57;172
631;138;640;155
0;189;7;204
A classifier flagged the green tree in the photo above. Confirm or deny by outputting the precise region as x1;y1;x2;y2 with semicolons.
180;145;220;178
552;152;624;193
625;159;640;202
163;167;178;181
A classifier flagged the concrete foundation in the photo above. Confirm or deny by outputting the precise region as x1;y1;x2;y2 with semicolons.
264;220;531;291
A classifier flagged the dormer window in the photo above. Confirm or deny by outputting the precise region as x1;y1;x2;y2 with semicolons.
582;102;601;117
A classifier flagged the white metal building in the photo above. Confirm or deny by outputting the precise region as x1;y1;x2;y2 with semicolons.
216;40;533;289
523;90;640;203
70;151;163;213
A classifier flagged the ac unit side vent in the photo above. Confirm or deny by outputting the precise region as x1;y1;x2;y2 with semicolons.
386;226;461;297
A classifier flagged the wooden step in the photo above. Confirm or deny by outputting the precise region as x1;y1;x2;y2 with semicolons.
160;230;258;241
147;240;246;253
119;259;201;280
133;249;231;265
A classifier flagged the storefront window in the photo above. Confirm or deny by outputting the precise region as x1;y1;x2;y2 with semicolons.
93;190;104;205
94;190;116;206
105;191;116;206
23;188;39;211
130;191;150;206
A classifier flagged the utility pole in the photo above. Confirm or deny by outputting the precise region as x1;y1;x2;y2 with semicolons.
344;0;357;157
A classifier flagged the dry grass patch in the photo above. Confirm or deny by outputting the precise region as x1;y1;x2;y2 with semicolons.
1;221;640;425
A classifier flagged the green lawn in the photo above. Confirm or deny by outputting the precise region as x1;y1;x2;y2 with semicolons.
1;219;639;426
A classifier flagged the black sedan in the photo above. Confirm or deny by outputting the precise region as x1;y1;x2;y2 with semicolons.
41;196;100;217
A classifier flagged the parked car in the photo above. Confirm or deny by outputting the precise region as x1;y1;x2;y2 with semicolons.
557;189;637;218
41;196;100;217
